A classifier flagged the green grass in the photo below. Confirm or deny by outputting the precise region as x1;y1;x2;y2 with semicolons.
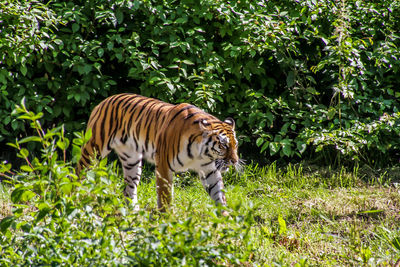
1;162;399;266
174;163;400;265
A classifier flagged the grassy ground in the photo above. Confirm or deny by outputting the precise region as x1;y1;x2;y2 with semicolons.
171;163;400;265
1;162;400;266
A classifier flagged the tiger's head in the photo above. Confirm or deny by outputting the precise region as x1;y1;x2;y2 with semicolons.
200;117;240;172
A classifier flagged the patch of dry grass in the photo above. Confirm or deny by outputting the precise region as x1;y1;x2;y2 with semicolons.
301;186;400;221
287;186;400;265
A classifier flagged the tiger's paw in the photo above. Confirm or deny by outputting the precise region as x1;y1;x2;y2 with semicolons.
221;210;230;217
132;204;140;212
125;199;140;212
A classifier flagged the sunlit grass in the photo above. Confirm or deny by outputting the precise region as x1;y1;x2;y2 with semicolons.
130;162;400;265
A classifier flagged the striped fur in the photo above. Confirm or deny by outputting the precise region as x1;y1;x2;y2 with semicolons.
77;93;239;212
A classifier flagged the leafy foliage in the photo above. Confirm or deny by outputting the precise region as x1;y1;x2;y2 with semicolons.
1;0;400;167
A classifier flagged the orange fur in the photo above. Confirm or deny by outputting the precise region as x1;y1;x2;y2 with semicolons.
77;93;239;212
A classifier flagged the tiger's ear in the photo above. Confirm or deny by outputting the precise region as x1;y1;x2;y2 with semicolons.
224;117;235;129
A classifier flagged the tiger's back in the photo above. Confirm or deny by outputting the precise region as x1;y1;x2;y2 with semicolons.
79;94;173;165
78;93;239;212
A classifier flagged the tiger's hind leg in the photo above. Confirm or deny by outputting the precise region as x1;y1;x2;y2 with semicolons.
155;162;173;212
115;147;143;211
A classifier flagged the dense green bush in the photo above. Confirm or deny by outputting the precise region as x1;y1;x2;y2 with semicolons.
1;0;399;167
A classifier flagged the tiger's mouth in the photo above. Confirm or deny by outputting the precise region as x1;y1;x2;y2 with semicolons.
215;158;244;173
215;159;230;172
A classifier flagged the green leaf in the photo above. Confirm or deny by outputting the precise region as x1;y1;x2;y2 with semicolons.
182;59;194;65
168;64;179;69
83;64;92;74
57;139;69;150
20;165;33;172
72;144;82;163
175;17;188;24
0;216;15;233
256;137;264;147
7;142;19;149
18;148;29;159
108;80;117;85
74;93;81;102
60;178;73;194
269;142;280;156
0;162;12;173
115;9;124;24
84;129;92;142
280;122;290;135
282;143;292;157
0;71;7;84
72;23;80;33
19;136;42;144
297;141;307;154
36;207;51;223
99;157;108;168
20;65;28;76
97;48;104;57
286;71;295;87
18;112;43;121
260;141;269;153
43;130;58;140
11;187;35;203
20;97;27;110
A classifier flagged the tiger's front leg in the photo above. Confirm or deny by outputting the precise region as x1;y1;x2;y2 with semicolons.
200;168;227;207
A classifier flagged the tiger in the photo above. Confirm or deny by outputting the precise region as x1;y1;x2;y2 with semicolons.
77;93;240;213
